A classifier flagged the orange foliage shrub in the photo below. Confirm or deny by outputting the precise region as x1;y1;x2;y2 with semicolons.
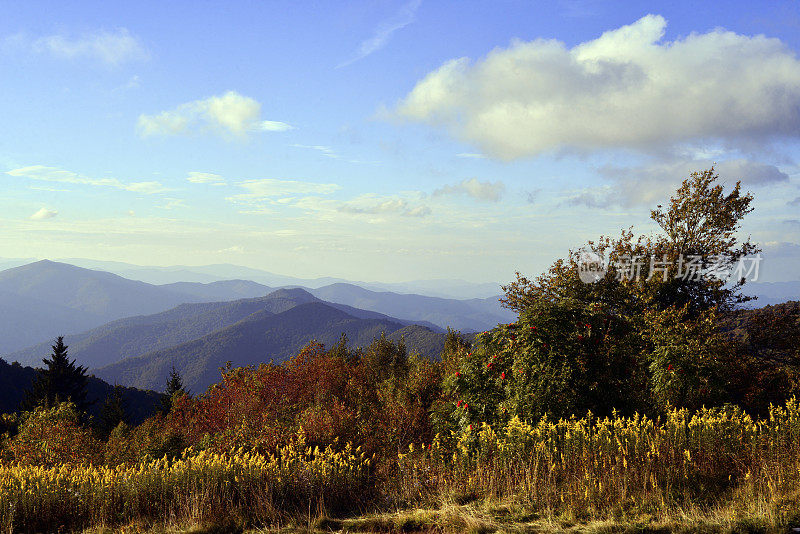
8;403;98;466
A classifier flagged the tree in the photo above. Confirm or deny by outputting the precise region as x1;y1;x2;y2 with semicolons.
487;168;760;419
647;167;759;315
21;337;90;413
160;365;187;414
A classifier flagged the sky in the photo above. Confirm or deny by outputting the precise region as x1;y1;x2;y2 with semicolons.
1;0;800;284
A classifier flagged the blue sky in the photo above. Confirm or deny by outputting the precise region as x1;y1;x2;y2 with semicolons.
2;0;799;283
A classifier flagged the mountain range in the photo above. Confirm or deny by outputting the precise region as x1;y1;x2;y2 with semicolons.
0;260;509;356
4;256;503;299
93;299;444;393
1;262;459;393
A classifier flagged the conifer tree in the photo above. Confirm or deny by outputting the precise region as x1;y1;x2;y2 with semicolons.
21;336;90;413
160;365;186;414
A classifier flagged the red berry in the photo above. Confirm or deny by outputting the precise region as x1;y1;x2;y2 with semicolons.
500;372;506;380
667;364;673;371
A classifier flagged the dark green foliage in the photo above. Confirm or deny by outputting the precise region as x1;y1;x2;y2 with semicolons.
0;357;162;425
160;365;187;413
21;337;90;413
98;385;127;437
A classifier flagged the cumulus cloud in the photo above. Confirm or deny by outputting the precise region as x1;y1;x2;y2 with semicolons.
568;159;789;208
187;172;226;186
434;178;505;202
338;0;422;67
33;28;147;65
7;165;167;194
138;91;293;138
395;15;800;159
29;208;57;221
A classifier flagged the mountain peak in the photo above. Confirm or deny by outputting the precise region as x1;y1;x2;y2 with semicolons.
266;287;317;302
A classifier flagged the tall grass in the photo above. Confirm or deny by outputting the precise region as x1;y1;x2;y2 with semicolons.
4;401;800;532
0;431;371;533
394;399;800;524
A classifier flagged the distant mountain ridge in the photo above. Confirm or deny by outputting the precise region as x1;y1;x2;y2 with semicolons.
309;283;514;332
10;287;446;376
94;299;443;393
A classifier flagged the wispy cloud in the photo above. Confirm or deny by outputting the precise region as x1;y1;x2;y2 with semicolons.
7;165;167;194
187;172;226;186
338;0;422;68
565;158;789;209
29;208;58;221
160;198;188;210
295;193;431;219
434;178;505;202
227;178;341;213
138;91;293;139
31;28;147;65
456;153;486;159
290;144;339;158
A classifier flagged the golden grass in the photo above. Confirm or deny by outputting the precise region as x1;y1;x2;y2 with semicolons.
6;400;800;532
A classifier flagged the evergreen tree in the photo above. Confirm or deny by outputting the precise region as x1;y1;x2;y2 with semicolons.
160;365;186;414
98;385;127;437
21;336;90;413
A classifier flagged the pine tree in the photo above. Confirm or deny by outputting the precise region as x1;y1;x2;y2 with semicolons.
160;365;186;414
21;336;90;413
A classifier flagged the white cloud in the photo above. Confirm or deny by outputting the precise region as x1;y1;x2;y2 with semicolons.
187;172;226;186
227;178;341;213
7;165;167;194
434;178;505;202
338;194;431;217
138;91;293;138
456;153;486;159
160;198;187;210
29;208;57;221
259;121;293;132
291;144;339;158
396;15;800;159
294;193;431;219
338;0;422;68
126;181;168;194
33;28;147;65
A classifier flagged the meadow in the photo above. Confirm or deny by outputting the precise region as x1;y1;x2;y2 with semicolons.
3;399;800;532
